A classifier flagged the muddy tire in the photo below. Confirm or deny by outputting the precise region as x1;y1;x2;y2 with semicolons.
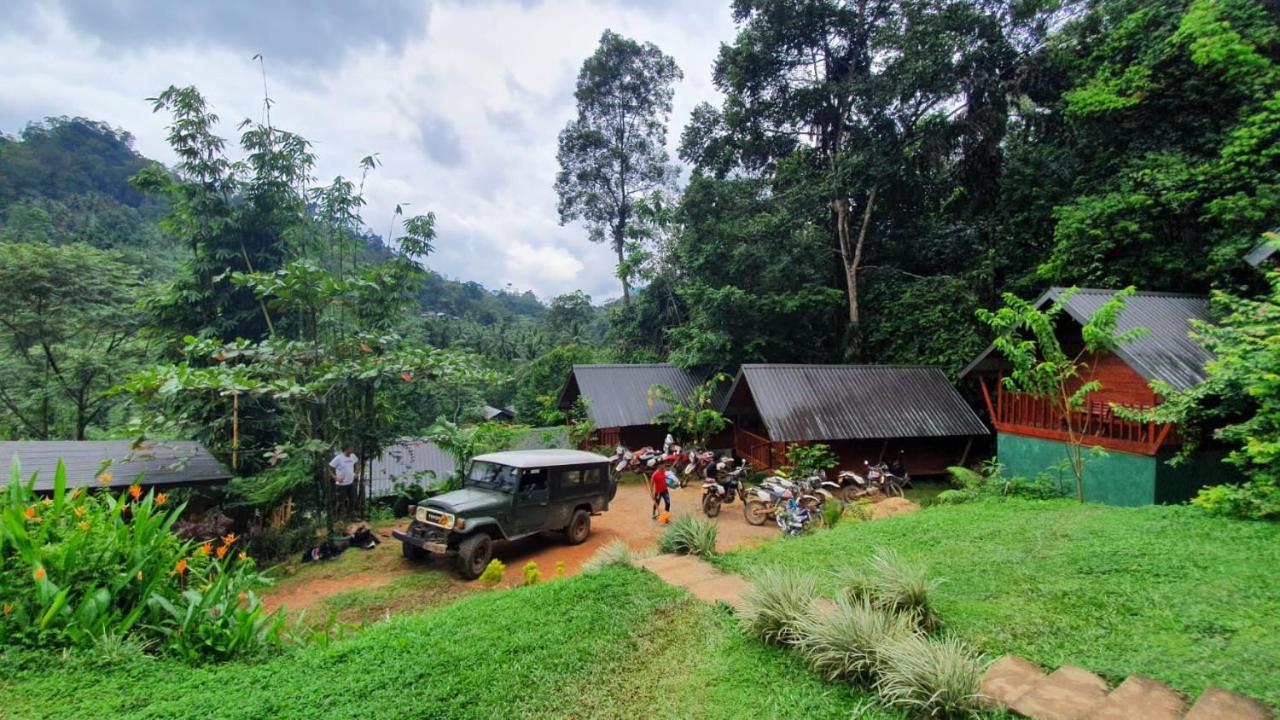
565;509;591;545
883;480;905;498
744;500;770;526
702;493;722;518
401;542;427;562
456;533;493;580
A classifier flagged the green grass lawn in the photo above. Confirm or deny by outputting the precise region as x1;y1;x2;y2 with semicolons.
717;498;1280;707
0;567;891;720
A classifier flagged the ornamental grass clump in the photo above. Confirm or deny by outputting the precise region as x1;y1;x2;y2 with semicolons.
478;558;506;587
581;540;633;573
657;515;717;557
837;549;941;629
0;458;283;660
739;567;819;645
793;594;918;682
874;633;985;718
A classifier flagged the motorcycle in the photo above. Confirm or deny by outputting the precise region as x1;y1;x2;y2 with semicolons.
865;461;905;498
774;498;816;535
744;471;824;526
701;459;751;517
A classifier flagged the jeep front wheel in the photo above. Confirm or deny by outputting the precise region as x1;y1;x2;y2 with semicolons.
565;509;591;545
456;533;493;580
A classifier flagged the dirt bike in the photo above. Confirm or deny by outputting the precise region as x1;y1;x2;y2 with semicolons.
701;459;751;517
744;472;824;526
774;498;817;535
866;461;905;498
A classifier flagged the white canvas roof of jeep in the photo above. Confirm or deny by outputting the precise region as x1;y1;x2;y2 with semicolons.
469;449;610;469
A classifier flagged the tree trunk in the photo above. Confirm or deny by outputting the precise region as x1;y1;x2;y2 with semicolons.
835;188;877;324
613;225;631;304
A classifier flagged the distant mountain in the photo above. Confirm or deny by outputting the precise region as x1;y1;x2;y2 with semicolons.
0;116;545;323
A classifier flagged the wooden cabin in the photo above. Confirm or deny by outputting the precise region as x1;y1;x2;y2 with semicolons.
556;364;728;449
720;365;990;475
0;440;231;492
960;288;1231;506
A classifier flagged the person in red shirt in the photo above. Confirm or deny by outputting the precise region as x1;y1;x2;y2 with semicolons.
651;461;670;519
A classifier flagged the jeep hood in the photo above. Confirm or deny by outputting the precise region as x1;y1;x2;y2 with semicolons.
426;487;505;514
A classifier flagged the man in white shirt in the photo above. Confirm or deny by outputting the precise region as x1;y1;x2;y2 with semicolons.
328;443;360;517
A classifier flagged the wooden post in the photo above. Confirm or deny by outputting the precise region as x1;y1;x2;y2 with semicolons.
231;392;239;471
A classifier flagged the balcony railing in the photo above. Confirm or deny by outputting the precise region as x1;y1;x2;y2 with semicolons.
984;384;1175;455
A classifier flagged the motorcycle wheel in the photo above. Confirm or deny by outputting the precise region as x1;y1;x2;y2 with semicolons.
702;493;722;518
884;480;904;498
744;500;769;526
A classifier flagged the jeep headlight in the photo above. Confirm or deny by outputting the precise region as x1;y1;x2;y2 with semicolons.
415;506;429;523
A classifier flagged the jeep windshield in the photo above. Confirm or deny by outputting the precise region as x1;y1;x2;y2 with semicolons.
464;461;519;492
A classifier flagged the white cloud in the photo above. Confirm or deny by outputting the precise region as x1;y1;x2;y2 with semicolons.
0;0;737;302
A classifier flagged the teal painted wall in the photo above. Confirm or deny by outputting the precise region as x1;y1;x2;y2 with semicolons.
996;433;1156;507
1154;451;1245;504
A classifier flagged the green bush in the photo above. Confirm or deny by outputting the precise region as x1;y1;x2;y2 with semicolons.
246;522;319;565
478;559;506;587
1192;482;1280;520
582;540;634;573
739;567;819;645
0;459;283;660
934;489;978;506
822;501;845;528
522;561;541;586
874;634;985;718
793;595;917;682
836;550;940;628
657;515;718;557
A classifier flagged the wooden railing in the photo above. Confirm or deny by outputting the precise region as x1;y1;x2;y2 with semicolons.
734;427;788;471
989;388;1174;455
594;427;620;449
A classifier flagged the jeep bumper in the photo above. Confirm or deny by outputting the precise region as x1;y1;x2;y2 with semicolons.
392;529;453;555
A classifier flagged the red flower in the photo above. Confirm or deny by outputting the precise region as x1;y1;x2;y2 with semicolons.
128;484;143;501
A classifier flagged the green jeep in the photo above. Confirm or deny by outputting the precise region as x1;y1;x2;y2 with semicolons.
392;449;616;579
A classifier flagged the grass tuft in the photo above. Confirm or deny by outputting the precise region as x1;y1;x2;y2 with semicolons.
657;515;718;557
793;594;917;682
837;549;940;627
739;567;820;645
874;633;985;718
581;540;635;573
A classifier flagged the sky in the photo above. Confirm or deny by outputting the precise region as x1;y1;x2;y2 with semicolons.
0;0;738;302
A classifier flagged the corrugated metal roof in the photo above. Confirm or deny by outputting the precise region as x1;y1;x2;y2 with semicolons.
729;365;989;442
559;364;725;429
961;288;1212;391
1;440;230;491
1244;234;1278;267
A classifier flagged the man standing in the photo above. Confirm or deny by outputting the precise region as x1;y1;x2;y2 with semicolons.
650;460;670;520
329;443;360;518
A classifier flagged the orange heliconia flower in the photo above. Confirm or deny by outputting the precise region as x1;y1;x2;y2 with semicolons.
222;532;237;547
74;506;87;517
171;558;188;576
23;506;36;520
98;472;113;485
155;493;168;506
215;545;228;560
33;567;46;582
128;484;143;501
196;542;211;557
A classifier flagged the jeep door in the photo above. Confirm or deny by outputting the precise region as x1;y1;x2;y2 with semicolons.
512;467;549;535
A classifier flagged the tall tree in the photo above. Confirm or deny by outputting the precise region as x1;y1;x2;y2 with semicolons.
555;30;682;303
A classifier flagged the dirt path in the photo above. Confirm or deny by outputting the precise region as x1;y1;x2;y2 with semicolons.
263;482;777;613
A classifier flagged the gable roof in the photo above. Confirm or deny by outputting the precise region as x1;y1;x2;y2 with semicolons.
960;288;1213;391
558;364;725;429
1;440;231;491
727;365;989;442
1245;233;1279;267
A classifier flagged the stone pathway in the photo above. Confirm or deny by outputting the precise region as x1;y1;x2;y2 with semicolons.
981;655;1273;720
634;553;751;609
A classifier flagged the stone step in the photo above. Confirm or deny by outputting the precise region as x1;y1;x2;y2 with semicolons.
981;655;1049;710
1088;675;1185;720
1185;686;1274;720
1011;665;1110;720
635;553;689;572
683;574;751;609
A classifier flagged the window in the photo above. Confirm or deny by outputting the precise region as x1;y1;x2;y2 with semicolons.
519;468;547;493
559;467;601;494
560;469;583;487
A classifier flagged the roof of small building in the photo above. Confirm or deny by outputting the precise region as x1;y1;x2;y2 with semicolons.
960;288;1213;391
1244;233;1279;267
480;405;516;421
558;364;727;429
726;364;989;442
1;440;231;491
470;449;610;469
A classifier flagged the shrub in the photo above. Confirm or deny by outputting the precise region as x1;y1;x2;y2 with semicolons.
1192;482;1280;520
784;443;838;479
478;559;506;587
657;515;717;557
739;567;819;645
874;634;985;718
822;501;845;528
934;489;978;505
946;466;986;491
0;459;283;660
581;540;634;573
837;550;940;628
555;560;565;578
522;561;541;586
793;595;917;682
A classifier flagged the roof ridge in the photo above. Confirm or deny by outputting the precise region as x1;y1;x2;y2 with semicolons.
1048;286;1209;300
741;363;945;370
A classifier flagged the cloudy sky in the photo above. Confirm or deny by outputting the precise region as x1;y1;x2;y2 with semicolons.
0;0;737;301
